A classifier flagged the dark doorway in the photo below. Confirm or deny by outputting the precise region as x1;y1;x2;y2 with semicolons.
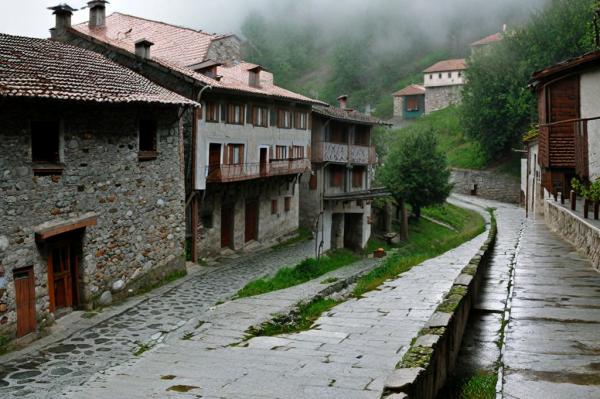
14;266;36;337
47;237;81;314
221;203;234;249
331;213;344;250
245;199;259;243
344;213;363;251
259;147;268;176
208;143;222;180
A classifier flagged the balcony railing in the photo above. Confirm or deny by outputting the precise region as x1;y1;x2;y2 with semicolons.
205;158;310;183
312;141;376;164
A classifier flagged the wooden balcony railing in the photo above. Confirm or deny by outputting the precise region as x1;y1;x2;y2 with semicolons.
206;158;310;183
312;142;376;164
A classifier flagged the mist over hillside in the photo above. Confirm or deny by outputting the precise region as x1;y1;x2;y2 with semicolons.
239;0;548;117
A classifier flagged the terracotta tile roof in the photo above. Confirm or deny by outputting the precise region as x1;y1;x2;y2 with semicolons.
313;105;390;125
73;12;223;68
0;33;196;106
72;13;325;105
471;32;503;47
393;84;425;97
423;59;467;73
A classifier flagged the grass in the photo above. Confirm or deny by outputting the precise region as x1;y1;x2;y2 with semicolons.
353;204;485;297
133;269;187;297
245;298;341;338
270;227;313;251
235;250;359;298
389;106;488;170
440;371;498;399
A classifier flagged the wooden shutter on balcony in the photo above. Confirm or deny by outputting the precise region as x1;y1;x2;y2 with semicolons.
223;144;229;164
246;105;252;124
271;108;277;126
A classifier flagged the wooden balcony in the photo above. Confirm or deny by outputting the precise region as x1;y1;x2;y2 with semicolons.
312;141;376;165
206;159;310;183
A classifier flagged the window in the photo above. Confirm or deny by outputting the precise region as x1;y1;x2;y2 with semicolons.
354;125;370;145
290;145;304;159
430;74;433;80
249;71;260;87
226;104;244;125
438;73;442;79
458;71;462;77
330;166;344;187
31;120;60;164
271;199;278;214
406;96;419;112
252;106;269;127
284;197;291;212
226;144;244;165
275;145;287;160
294;112;308;129
139;120;157;160
277;109;292;129
352;167;364;188
205;102;219;122
448;72;452;78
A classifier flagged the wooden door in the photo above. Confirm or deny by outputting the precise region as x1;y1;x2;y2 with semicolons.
548;76;579;168
221;204;234;248
260;148;268;176
245;199;258;243
47;240;80;312
14;266;36;337
208;143;222;179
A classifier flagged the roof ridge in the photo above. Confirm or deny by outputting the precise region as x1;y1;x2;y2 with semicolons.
78;11;221;38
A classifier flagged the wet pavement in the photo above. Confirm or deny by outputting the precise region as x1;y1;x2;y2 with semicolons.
54;197;491;399
0;240;315;398
502;218;600;399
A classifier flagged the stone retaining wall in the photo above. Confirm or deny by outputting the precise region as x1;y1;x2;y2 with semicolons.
451;168;521;204
382;215;497;399
544;200;600;271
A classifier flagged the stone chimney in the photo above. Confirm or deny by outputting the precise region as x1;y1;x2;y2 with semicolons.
88;0;109;28
135;39;154;60
337;95;348;109
48;4;77;39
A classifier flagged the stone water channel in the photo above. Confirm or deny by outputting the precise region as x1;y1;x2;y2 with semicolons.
438;197;525;398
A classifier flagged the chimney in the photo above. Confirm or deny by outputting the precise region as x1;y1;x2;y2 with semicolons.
337;95;348;109
88;0;109;28
48;4;77;39
135;39;154;60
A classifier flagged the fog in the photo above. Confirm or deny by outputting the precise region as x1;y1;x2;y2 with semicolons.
2;0;548;43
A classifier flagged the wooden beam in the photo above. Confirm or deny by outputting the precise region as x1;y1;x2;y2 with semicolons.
35;216;97;241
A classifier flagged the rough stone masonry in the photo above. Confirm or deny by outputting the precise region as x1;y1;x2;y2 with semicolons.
0;100;186;339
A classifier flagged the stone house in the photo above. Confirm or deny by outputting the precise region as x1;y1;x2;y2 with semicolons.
423;59;467;114
528;50;600;201
0;32;195;339
392;84;425;122
300;96;388;253
470;28;504;56
53;2;325;259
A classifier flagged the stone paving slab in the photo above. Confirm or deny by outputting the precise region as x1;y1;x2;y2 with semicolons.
57;198;490;399
501;218;600;398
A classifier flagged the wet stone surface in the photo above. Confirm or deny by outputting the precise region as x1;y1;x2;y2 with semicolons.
0;240;315;398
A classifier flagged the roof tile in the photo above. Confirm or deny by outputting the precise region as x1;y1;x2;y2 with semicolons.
423;59;467;73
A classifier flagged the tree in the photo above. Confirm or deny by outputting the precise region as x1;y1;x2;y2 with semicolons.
378;130;452;221
461;0;596;162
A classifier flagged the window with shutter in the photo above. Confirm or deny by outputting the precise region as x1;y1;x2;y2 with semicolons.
226;144;244;165
252;106;268;127
271;199;278;214
275;145;287;160
406;96;419;112
330;166;344;187
278;109;292;129
226;104;244;125
294;112;307;129
206;102;219;122
284;197;291;212
309;174;318;190
352;167;364;188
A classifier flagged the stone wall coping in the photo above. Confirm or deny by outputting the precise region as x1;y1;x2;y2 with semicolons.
546;199;600;234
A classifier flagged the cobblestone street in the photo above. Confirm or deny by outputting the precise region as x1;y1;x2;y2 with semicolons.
0;240;315;398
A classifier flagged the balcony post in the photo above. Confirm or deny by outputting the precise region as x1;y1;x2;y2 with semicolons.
570;190;576;211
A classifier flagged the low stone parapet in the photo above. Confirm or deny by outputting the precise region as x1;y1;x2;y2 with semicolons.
381;214;498;399
544;199;600;271
451;168;521;204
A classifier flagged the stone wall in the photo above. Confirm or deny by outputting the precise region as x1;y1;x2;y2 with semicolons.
425;85;462;114
393;96;404;119
206;36;242;64
451;168;521;204
197;177;300;257
544;200;600;271
0;100;186;337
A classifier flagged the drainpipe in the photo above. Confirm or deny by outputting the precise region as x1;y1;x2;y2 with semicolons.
188;84;213;263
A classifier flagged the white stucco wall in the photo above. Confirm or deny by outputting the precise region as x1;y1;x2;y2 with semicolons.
194;102;311;190
525;142;542;217
423;70;465;87
580;68;600;181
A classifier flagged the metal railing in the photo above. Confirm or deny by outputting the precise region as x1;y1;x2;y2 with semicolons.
205;158;310;183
